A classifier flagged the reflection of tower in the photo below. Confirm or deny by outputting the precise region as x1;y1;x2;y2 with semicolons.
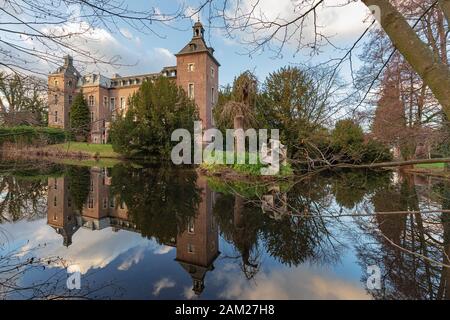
47;167;133;247
47;176;79;247
175;176;219;296
82;167;112;230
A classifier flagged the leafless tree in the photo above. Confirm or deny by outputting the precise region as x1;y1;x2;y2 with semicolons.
0;0;188;76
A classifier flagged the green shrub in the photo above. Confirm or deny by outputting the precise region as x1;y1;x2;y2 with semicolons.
0;126;69;145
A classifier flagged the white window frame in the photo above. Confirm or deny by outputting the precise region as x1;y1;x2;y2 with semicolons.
188;63;195;72
188;83;195;99
188;217;195;234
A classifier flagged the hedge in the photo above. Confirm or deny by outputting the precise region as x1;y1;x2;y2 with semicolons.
0;126;70;145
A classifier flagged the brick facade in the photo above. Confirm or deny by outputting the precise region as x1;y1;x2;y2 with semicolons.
48;21;219;143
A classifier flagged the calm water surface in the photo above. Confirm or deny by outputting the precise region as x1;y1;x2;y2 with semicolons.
0;161;449;300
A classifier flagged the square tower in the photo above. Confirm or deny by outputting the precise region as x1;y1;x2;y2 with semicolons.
48;55;80;129
175;21;220;129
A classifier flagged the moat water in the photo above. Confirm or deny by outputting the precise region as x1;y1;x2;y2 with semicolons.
0;160;449;299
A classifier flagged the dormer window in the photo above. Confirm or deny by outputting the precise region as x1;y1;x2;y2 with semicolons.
190;43;197;51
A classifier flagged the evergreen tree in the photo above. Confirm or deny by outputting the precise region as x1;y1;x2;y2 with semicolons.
69;92;90;141
109;76;198;158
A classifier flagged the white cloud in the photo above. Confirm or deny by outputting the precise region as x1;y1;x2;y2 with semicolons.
119;28;133;40
183;286;198;300
117;246;146;271
215;263;370;300
153;245;174;255
185;6;200;23
223;0;373;52
0;218;168;275
153;277;176;296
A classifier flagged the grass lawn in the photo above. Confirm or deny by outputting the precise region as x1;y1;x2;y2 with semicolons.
201;150;293;177
415;163;445;169
47;142;120;158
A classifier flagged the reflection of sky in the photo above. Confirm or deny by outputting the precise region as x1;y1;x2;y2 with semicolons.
0;217;371;300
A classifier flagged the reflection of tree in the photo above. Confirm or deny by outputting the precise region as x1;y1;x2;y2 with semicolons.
261;178;342;267
355;175;450;300
332;170;391;209
0;160;63;223
66;166;90;213
213;193;262;279
212;174;347;277
110;165;201;245
0;243;122;299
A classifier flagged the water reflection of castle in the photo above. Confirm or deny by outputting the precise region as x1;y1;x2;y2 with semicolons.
47;167;219;296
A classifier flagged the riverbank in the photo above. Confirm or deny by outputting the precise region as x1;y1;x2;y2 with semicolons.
0;142;123;167
405;163;450;179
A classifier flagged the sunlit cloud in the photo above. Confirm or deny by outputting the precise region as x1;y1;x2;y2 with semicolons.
153;277;176;296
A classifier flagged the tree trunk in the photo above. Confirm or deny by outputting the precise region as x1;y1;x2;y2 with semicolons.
362;0;450;119
439;0;450;25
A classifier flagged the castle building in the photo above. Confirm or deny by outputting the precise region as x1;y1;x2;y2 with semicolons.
48;21;219;144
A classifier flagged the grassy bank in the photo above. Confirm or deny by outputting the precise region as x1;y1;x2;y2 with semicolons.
415;163;445;169
200;151;293;178
45;142;120;158
408;162;450;178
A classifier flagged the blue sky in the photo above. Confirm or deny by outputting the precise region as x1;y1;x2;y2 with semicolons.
55;0;375;89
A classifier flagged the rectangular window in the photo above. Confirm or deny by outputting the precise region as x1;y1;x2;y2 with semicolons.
68;197;72;208
88;95;95;106
103;96;108;109
211;67;215;77
54;179;57;190
188;83;194;99
68;95;73;105
103;198;107;209
187;244;195;254
88;196;94;209
188;217;195;234
110;97;115;111
211;87;215;104
54;111;58;123
120;97;125;110
54;94;58;104
188;63;195;72
90;112;94;122
53;196;57;207
110;198;115;208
